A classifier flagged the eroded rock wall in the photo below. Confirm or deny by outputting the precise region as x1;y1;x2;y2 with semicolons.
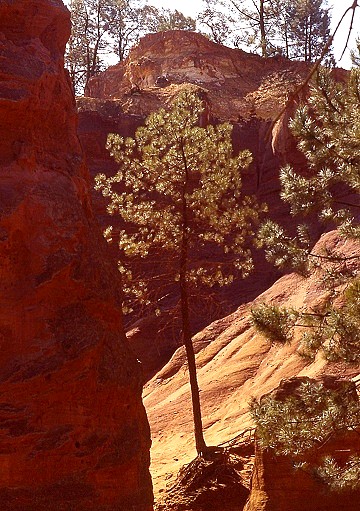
143;231;360;495
0;1;152;509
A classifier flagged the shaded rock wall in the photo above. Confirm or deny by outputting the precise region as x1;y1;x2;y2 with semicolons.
0;1;152;509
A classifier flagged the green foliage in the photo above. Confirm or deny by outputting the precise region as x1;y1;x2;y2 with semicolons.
351;37;360;67
257;220;310;273
251;303;297;344
251;378;360;491
95;89;260;318
198;0;276;56
65;0;107;93
283;0;333;62
251;278;360;364
197;7;235;45
252;66;360;491
285;70;360;233
145;8;196;32
258;68;360;274
107;1;160;62
197;0;332;60
299;280;360;363
97;89;261;454
316;455;360;492
251;379;360;457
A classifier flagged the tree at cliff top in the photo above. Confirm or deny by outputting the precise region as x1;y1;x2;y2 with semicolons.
351;37;360;67
268;0;334;61
144;7;196;32
198;0;333;61
197;6;237;45
95;90;260;455
106;1;159;63
107;4;196;62
66;0;196;94
198;0;275;56
283;0;333;62
252;66;360;489
66;0;115;93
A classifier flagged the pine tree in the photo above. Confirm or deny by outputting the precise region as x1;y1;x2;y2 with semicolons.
95;90;260;455
198;0;333;61
351;37;360;67
252;67;360;490
197;6;235;45
65;0;116;93
106;0;153;63
258;68;360;271
251;377;360;490
198;0;276;56
285;0;333;62
145;8;196;32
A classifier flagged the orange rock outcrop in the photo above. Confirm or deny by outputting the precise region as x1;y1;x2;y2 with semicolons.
143;231;360;498
0;1;152;509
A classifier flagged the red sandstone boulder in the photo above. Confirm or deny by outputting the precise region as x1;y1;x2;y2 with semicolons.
0;1;152;509
85;30;309;122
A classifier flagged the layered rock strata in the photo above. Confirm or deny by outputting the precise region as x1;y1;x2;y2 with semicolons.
0;1;152;509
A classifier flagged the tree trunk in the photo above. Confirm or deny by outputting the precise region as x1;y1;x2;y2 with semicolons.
179;269;207;455
284;19;289;59
179;141;207;456
259;0;267;57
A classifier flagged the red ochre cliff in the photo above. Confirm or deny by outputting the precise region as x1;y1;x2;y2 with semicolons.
145;231;360;505
0;1;152;510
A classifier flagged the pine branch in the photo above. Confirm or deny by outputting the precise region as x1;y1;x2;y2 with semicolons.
267;1;360;140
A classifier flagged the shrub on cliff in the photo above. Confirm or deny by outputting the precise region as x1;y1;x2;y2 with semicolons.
251;377;360;491
254;67;360;360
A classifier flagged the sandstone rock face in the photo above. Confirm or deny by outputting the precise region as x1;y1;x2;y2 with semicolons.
85;30;309;122
0;1;152;509
244;377;360;511
143;231;360;496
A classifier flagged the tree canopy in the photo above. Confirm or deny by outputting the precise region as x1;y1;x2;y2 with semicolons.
95;89;261;454
197;0;333;60
65;0;197;94
252;66;360;489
